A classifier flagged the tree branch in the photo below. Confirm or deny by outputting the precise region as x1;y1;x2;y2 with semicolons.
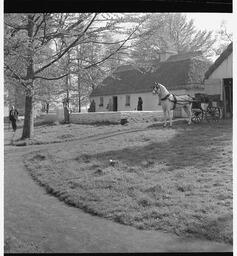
65;18;84;32
4;22;27;30
84;22;142;70
34;13;98;75
4;64;28;88
80;39;133;45
34;73;69;80
33;15;45;37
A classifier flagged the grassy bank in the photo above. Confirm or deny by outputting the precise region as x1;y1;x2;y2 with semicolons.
24;120;233;244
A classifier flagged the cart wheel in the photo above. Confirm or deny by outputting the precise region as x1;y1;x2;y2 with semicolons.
191;109;203;123
206;107;220;122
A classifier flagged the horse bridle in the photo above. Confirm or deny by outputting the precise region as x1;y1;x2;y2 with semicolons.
153;82;170;100
152;82;161;95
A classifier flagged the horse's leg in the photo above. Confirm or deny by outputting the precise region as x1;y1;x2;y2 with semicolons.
11;131;15;144
163;109;167;127
162;104;167;127
183;105;192;125
169;110;173;126
166;100;173;127
167;109;173;127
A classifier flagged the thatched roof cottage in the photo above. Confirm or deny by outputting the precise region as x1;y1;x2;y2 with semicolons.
90;52;211;114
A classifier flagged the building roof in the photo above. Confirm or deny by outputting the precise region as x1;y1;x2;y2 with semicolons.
205;42;233;80
90;57;211;97
166;51;203;62
90;68;145;97
140;58;210;91
113;64;145;73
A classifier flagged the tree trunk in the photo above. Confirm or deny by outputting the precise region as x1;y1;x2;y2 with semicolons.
76;46;82;113
63;97;70;124
22;88;34;139
78;93;81;112
64;52;71;122
64;105;70;123
22;15;35;139
64;73;70;123
78;75;81;113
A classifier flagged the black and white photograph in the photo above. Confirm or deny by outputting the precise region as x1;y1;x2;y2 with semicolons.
2;1;233;253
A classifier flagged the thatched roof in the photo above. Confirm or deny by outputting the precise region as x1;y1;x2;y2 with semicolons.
90;66;145;97
166;51;203;62
90;56;210;97
113;64;145;73
140;57;210;90
205;42;233;79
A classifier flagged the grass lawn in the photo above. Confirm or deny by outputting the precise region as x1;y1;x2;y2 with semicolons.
24;120;233;244
8;118;148;146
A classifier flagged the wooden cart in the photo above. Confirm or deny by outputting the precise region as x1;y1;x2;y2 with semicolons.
191;94;223;123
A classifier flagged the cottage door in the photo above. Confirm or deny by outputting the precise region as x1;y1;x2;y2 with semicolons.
223;78;233;118
113;96;118;111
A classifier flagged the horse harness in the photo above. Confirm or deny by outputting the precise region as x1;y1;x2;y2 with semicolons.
160;93;177;110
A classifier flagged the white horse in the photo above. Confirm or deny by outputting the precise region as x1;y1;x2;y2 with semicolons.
152;82;193;127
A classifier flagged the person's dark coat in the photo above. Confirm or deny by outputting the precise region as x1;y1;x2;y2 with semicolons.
88;100;96;112
9;108;19;131
137;97;143;111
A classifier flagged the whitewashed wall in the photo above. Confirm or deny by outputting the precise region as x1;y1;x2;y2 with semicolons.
204;53;232;100
204;79;222;99
91;95;113;112
90;88;201;113
208;53;232;80
118;92;161;111
39;109;191;125
91;92;162;112
68;111;165;124
40;86;204;125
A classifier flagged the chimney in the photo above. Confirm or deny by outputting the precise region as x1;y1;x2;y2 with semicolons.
159;49;177;62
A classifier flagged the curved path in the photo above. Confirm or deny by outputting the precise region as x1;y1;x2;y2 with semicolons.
4;129;232;253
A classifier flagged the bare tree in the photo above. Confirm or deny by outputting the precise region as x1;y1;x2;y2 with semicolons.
4;13;146;139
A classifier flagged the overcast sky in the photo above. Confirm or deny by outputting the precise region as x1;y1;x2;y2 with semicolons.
185;13;233;33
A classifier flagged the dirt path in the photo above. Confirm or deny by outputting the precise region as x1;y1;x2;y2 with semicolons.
4;129;232;253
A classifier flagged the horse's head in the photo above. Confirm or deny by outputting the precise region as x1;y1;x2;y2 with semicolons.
152;82;162;95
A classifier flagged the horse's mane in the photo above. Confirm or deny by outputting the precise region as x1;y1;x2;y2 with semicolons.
159;83;170;97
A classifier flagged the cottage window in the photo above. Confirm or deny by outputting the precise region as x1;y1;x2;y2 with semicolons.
125;95;130;106
99;97;103;107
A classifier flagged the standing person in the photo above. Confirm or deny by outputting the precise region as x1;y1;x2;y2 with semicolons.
91;100;96;112
9;105;19;142
137;97;143;111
